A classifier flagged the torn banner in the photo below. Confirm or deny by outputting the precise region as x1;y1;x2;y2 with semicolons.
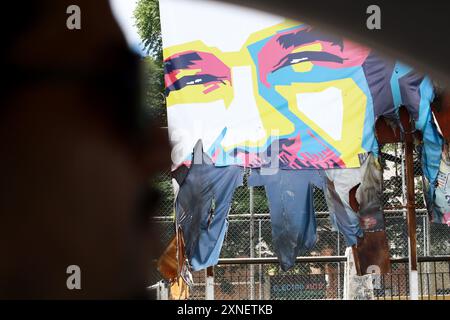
247;154;389;272
175;151;389;273
174;141;243;271
248;169;326;271
160;0;439;177
423;143;450;226
160;0;377;171
324;154;390;274
160;0;442;272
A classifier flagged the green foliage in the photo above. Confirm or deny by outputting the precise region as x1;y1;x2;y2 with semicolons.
142;56;166;126
230;187;268;215
134;0;166;126
152;173;174;216
134;0;163;60
219;278;235;295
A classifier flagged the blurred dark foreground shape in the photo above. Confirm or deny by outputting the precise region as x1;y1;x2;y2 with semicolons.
0;1;170;299
2;0;450;300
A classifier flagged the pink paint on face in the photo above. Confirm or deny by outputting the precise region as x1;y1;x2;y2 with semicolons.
303;131;346;168
278;131;346;169
164;51;231;94
258;27;309;88
235;152;262;167
257;27;370;88
279;134;303;168
203;83;221;94
315;40;370;68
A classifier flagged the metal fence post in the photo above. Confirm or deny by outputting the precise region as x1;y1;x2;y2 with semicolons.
258;219;262;300
424;215;431;295
402;108;419;300
205;267;215;300
151;137;450;301
401;144;406;209
337;232;341;298
160;281;169;300
249;181;255;300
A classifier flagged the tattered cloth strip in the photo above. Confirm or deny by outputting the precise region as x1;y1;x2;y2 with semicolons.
175;140;243;271
157;228;193;299
159;0;443;272
247;154;390;273
248;169;326;271
325;154;390;274
423;142;450;226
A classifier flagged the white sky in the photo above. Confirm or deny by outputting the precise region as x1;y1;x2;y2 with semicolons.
109;0;285;56
159;0;283;52
109;0;146;55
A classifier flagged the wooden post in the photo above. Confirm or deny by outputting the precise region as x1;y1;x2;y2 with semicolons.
400;107;419;300
375;106;420;299
351;245;362;275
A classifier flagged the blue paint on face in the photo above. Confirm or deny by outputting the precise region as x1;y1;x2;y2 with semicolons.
247;38;342;160
246;32;378;162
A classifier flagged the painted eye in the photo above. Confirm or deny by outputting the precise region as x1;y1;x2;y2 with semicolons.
186;78;205;85
165;74;228;96
290;57;308;64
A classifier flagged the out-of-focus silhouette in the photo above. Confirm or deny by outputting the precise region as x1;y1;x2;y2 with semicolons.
0;1;170;299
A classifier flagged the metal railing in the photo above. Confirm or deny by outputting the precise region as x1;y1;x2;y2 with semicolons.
169;256;449;300
150;143;450;300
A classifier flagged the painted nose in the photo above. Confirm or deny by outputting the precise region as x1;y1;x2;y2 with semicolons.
221;66;266;148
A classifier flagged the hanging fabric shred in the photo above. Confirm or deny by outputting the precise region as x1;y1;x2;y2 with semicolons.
158;0;446;275
423;142;450;226
248;169;325;271
175;140;244;271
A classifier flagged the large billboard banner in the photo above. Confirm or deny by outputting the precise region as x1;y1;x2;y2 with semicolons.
160;0;379;170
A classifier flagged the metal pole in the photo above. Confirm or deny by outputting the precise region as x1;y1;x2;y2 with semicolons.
425;215;431;257
395;143;399;176
258;219;262;300
422;216;426;256
403;111;419;300
337;229;341;298
249;182;255;300
401;143;406;211
205;267;214;300
160;281;169;300
425;214;431;295
217;256;449;265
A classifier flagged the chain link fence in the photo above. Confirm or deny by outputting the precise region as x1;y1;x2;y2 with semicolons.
150;144;450;299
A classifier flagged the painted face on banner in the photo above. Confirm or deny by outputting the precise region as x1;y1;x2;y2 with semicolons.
160;0;376;170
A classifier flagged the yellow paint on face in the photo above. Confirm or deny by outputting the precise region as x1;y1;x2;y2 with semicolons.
166;82;233;108
165;41;234;108
220;59;294;151
239;21;306;142
275;79;367;167
292;43;322;53
164;36;296;149
291;62;314;73
245;50;294;147
164;21;321;149
175;68;201;78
